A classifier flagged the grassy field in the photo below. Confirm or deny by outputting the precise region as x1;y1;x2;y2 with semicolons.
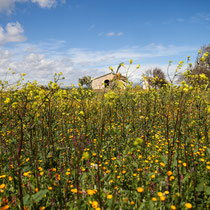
0;78;209;209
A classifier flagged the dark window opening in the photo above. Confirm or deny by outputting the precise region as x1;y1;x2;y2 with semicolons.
104;79;110;88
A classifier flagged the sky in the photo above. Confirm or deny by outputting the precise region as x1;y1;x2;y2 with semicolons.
0;0;210;85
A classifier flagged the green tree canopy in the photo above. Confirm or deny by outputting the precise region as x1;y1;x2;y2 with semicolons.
78;76;92;89
144;68;168;89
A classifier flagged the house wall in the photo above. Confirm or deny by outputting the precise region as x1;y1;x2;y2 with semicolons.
142;80;150;89
92;74;115;89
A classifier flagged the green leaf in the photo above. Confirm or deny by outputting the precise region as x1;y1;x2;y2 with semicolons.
205;186;210;195
22;166;31;172
23;194;32;206
181;175;189;184
32;189;48;203
206;148;210;155
196;183;204;191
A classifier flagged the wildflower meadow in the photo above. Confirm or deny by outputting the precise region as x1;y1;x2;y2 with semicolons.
0;57;209;210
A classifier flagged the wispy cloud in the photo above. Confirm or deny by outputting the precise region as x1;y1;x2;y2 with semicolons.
106;32;124;37
0;22;26;45
0;0;65;13
31;0;56;8
190;12;210;23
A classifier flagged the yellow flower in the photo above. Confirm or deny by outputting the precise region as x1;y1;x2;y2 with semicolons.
185;203;192;209
107;194;112;199
169;176;175;181
48;187;52;190
23;172;30;177
200;56;206;61
167;171;173;176
199;74;208;80
129;59;133;64
87;189;96;195
183;163;187;167
160;162;165;167
12;102;18;108
92;201;98;208
52;83;58;89
157;192;163;197
4;98;10;104
40;207;45;210
151;174;155;179
152;197;157;201
160;196;166;201
137;187;144;192
171;205;176;209
66;172;70;175
0;205;10;210
71;188;77;193
0;184;6;189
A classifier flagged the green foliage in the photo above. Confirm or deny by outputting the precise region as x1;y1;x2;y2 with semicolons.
78;76;92;89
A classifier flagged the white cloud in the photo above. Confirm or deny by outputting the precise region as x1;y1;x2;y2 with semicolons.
117;32;123;36
0;22;26;45
31;0;56;8
0;0;64;13
0;0;13;13
0;42;198;85
106;32;124;37
106;32;115;37
0;0;27;13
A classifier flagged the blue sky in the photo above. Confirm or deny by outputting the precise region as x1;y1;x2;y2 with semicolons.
0;0;210;85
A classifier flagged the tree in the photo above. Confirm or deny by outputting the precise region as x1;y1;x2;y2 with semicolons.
193;45;210;81
78;76;92;89
178;45;210;86
196;44;210;67
144;68;168;88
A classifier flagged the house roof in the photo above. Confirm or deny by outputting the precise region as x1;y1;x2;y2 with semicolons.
92;72;127;81
91;73;115;81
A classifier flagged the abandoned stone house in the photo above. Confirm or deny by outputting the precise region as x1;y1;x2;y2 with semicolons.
91;73;126;89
